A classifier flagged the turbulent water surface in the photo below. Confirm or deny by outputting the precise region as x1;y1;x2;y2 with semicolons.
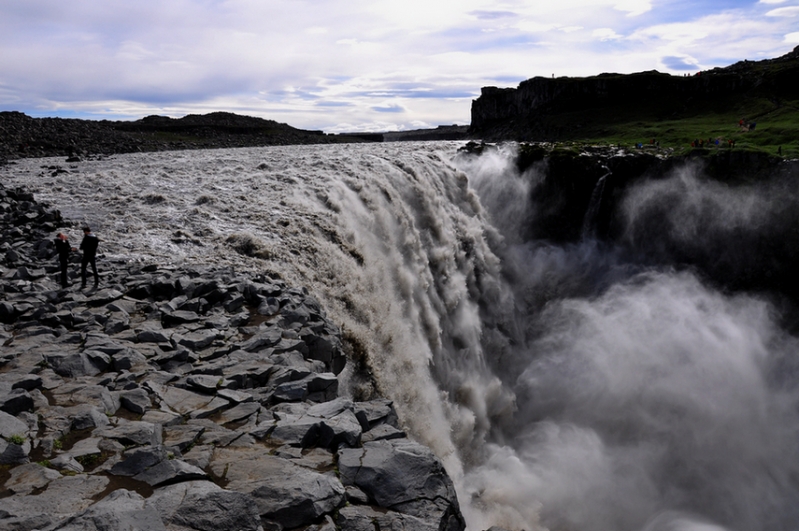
3;142;799;531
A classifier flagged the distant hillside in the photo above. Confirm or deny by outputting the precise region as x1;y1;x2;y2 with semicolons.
469;46;799;156
338;125;469;142
0;111;365;161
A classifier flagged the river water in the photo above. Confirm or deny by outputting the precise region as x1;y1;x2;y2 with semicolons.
3;142;798;531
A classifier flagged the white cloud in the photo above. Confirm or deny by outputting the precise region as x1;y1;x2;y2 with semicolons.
766;6;799;16
0;0;796;131
593;28;623;41
614;0;653;17
786;31;799;42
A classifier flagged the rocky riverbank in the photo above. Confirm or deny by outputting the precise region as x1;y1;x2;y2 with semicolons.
0;181;466;531
0;112;364;163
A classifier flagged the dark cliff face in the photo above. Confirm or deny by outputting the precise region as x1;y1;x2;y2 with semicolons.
511;146;799;327
470;46;799;141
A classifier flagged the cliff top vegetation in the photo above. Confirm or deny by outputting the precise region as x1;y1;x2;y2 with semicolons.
470;46;799;158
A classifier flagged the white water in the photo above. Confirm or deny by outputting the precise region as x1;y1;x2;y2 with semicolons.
3;143;799;531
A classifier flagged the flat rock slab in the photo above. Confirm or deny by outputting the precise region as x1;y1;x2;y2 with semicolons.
5;462;62;495
178;329;220;350
362;423;406;443
67;436;103;459
0;474;110;523
134;458;207;487
215;401;260;425
163;424;206;451
337;504;438;531
186;374;221;393
50;383;119;414
86;288;124;306
147;382;220;416
95;420;162;446
189;396;231;419
209;447;345;529
146;480;264;531
52;488;167;531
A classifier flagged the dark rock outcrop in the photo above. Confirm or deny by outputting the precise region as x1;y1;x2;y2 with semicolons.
457;143;799;331
470;46;799;141
0;111;364;163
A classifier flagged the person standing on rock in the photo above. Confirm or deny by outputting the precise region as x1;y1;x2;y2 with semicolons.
79;226;100;288
53;232;76;287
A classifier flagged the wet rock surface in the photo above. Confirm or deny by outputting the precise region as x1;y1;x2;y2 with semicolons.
0;181;465;531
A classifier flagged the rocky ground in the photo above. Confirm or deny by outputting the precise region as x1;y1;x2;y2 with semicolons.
0;181;466;531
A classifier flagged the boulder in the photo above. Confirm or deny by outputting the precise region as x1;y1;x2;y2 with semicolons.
46;352;103;378
10;374;43;392
0;301;16;323
0;437;30;465
71;406;112;430
338;440;465;531
0;389;34;416
136;328;171;344
300;409;362;450
119;387;151;414
0;410;29;439
110;445;168;477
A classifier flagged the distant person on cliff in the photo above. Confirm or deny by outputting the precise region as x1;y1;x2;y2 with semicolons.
79;226;100;288
54;232;76;287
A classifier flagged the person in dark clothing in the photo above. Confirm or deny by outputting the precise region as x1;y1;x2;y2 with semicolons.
79;226;100;288
54;233;75;287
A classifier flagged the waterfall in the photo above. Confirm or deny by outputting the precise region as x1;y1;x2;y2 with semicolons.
4;143;799;531
581;166;611;240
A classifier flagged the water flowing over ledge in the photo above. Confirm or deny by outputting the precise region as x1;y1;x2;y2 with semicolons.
3;141;799;531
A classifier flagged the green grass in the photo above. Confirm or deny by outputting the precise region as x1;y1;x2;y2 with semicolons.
539;95;799;158
6;434;26;445
489;52;799;158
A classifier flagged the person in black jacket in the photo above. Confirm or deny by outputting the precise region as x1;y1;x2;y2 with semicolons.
79;226;100;288
54;232;75;287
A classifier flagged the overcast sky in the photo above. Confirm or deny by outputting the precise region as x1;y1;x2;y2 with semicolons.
1;0;797;132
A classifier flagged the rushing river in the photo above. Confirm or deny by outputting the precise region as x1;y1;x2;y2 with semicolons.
3;142;799;531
